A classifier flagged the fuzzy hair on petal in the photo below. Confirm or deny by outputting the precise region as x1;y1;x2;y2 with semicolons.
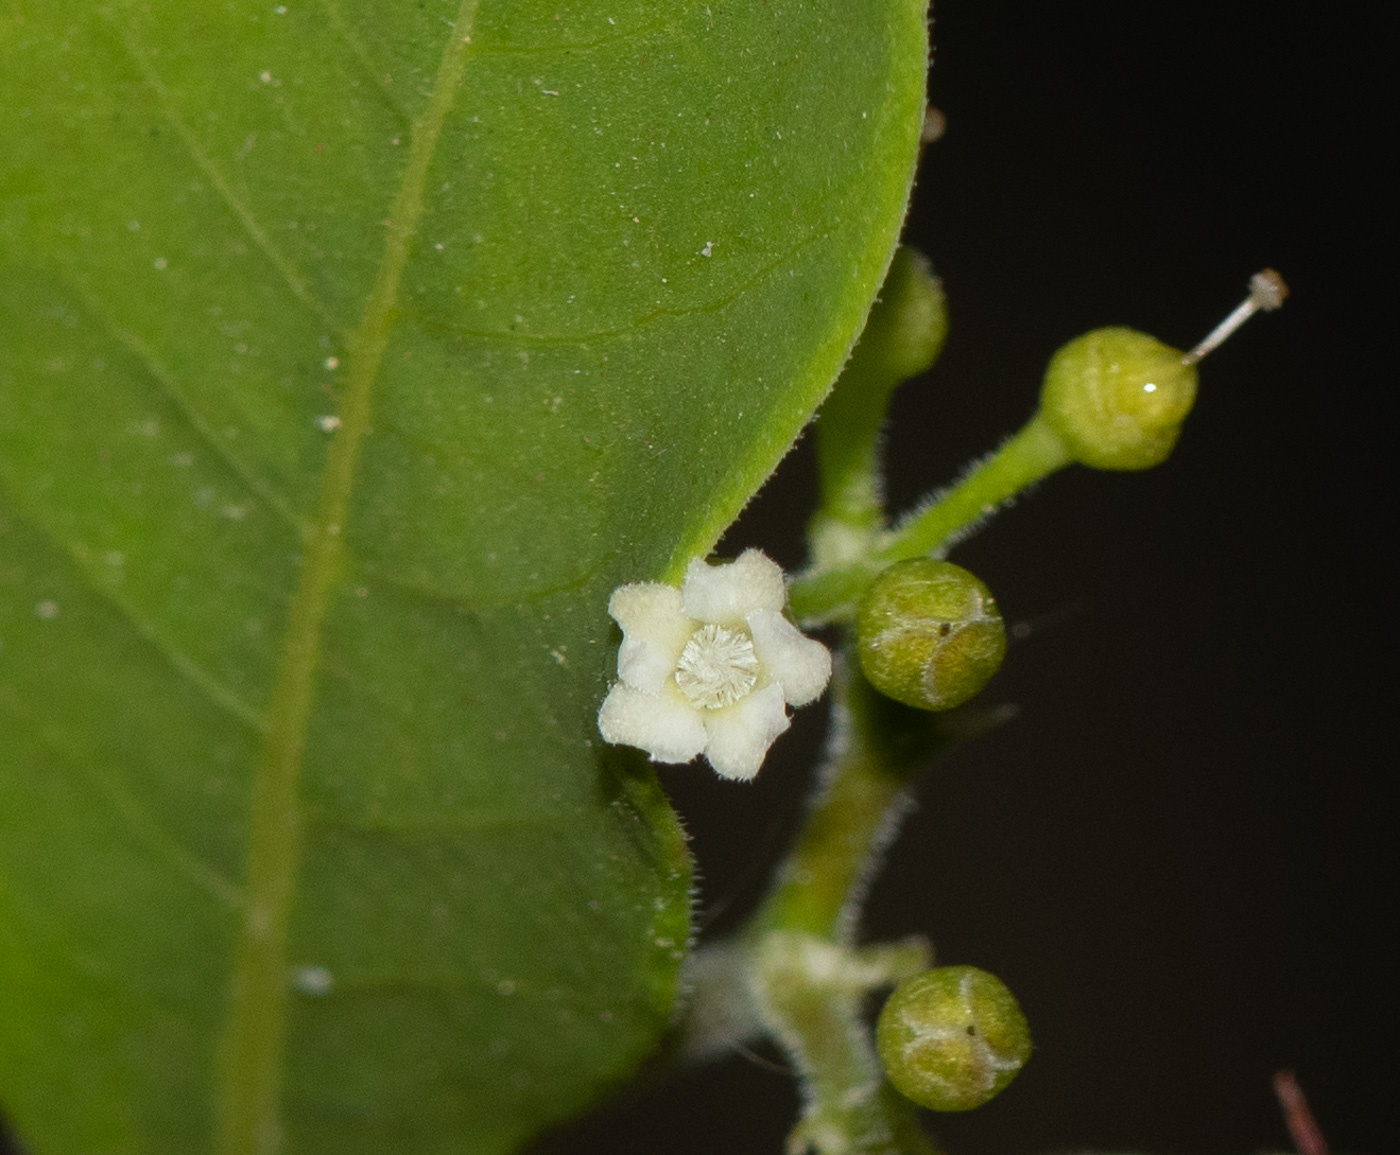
609;581;688;635
746;608;832;707
598;683;707;764
609;582;695;692
701;683;790;781
681;549;786;625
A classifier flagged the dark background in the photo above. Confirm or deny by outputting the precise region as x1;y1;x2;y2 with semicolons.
555;2;1395;1153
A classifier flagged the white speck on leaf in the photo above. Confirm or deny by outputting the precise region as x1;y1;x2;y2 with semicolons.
316;415;341;432
35;600;59;620
291;966;334;996
152;257;167;270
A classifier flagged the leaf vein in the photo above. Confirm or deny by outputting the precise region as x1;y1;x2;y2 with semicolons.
213;3;483;1150
0;478;268;732
315;0;415;128
428;231;829;347
104;7;349;341
70;276;311;538
0;677;246;911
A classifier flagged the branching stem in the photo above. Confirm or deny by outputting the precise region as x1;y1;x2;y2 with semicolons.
791;413;1071;623
724;661;967;1155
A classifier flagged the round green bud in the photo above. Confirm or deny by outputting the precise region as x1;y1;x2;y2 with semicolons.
1039;326;1199;470
855;559;1005;711
876;966;1031;1113
853;245;949;387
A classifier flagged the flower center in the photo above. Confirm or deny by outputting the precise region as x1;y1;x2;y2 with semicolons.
675;623;760;709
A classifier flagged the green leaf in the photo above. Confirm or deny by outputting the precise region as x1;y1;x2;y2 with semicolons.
0;1;927;1151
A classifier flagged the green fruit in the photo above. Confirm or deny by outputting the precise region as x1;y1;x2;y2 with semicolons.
876;966;1031;1112
1039;326;1198;470
855;559;1005;711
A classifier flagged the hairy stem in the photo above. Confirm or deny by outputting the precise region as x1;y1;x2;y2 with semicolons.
751;934;936;1155
812;248;948;539
789;413;1071;623
877;413;1070;563
754;663;940;942
732;659;961;1155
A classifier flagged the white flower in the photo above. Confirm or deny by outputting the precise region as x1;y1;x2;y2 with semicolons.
597;549;832;781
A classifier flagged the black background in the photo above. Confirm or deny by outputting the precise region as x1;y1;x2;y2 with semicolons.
553;2;1396;1153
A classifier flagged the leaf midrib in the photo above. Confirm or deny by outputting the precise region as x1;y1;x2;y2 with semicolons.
211;4;481;1151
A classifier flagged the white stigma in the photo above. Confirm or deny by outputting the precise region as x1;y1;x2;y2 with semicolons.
675;623;760;709
1182;268;1289;365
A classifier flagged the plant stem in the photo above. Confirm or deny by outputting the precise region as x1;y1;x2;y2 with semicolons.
878;412;1071;563
752;933;937;1155
813;249;948;538
789;412;1071;623
735;659;957;1155
754;664;936;942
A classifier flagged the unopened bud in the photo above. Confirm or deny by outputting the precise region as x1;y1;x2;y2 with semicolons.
855;559;1005;711
876;966;1031;1112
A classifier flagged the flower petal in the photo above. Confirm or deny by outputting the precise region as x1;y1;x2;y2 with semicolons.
701;683;790;781
681;548;786;625
608;581;694;692
597;684;707;764
747;608;833;707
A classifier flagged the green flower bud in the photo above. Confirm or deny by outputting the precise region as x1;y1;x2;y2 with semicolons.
1039;326;1198;471
812;246;950;544
855;559;1005;711
849;245;949;389
876;966;1031;1113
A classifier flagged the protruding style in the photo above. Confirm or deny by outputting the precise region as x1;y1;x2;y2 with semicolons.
1183;268;1289;365
1036;269;1288;472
